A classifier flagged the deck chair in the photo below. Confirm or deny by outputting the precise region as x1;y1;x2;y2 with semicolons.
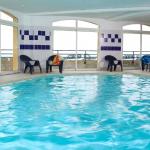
105;55;123;71
141;55;150;71
46;55;64;73
20;55;42;74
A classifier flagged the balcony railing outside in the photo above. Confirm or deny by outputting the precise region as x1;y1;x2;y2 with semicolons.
0;49;13;71
123;51;150;68
1;49;150;71
123;51;150;62
53;50;97;69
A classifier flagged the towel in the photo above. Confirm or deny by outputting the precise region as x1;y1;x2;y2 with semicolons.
52;55;63;65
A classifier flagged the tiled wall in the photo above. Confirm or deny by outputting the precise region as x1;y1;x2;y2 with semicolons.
100;33;122;51
100;31;122;68
19;26;52;70
19;26;51;51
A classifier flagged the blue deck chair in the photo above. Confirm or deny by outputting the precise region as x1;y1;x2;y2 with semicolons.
141;55;150;71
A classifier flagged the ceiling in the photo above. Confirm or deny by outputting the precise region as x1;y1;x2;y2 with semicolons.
1;0;150;23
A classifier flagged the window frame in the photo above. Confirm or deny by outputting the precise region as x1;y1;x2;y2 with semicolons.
52;19;99;70
0;10;18;72
123;24;150;59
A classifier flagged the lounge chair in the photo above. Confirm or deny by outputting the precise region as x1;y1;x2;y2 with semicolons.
20;55;42;74
105;55;123;71
46;55;64;73
141;55;150;71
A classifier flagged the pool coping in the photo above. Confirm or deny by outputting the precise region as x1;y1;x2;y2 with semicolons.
0;70;150;86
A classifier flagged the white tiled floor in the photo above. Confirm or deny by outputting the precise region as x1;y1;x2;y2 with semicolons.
0;70;149;85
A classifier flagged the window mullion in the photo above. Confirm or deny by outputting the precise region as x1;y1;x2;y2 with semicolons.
75;20;78;70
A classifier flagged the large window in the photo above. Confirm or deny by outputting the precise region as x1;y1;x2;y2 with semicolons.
142;34;150;53
1;25;13;49
123;24;150;61
0;11;13;22
53;30;76;50
0;11;18;72
52;20;99;70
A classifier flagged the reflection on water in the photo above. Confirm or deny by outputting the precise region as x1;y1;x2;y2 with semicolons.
0;74;149;149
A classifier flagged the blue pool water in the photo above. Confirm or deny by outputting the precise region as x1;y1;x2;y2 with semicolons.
0;74;150;150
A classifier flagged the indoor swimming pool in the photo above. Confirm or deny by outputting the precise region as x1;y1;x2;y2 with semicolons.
0;74;149;150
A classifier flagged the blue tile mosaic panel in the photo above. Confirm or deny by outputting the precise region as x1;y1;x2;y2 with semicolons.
20;27;51;50
100;33;122;51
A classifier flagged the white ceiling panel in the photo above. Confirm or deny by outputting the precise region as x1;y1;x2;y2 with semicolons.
0;0;150;23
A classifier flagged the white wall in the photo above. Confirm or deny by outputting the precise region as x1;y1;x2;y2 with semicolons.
2;7;150;71
18;15;125;69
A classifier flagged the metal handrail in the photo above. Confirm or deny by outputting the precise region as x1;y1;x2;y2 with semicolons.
0;49;13;57
123;50;150;63
53;49;97;64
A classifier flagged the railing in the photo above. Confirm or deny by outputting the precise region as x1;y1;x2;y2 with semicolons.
53;50;97;64
123;51;150;64
0;49;13;71
0;49;13;57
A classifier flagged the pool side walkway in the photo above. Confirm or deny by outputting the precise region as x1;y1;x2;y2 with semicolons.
0;70;150;85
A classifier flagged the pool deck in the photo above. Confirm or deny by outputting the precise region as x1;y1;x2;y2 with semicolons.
0;70;150;85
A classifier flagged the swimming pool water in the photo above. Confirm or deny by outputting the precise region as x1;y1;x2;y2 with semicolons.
0;74;150;150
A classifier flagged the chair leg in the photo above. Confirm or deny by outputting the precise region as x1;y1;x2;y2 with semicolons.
146;64;148;71
59;65;63;73
30;66;33;74
114;65;117;71
110;65;113;72
50;66;52;72
39;65;42;73
24;65;28;73
46;62;49;73
141;62;145;71
107;64;110;71
120;63;123;71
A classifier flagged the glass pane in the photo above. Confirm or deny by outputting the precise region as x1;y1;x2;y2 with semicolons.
77;32;98;50
123;33;140;52
142;25;150;31
53;30;76;70
1;25;13;49
123;33;140;67
0;12;13;22
123;24;140;30
142;34;150;54
77;32;97;69
53;30;76;50
78;20;98;29
52;20;76;27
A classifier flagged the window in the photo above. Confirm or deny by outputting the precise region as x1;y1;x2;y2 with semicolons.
123;33;140;51
52;20;98;70
53;20;98;51
52;20;76;28
53;30;76;50
0;11;13;22
1;25;13;49
142;34;150;54
77;32;98;50
0;11;17;72
77;20;98;29
142;25;150;31
123;24;150;60
123;24;140;31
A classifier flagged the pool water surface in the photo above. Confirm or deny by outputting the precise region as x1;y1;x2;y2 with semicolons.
0;74;150;150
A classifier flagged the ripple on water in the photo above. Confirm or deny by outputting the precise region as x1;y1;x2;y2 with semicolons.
0;74;149;150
